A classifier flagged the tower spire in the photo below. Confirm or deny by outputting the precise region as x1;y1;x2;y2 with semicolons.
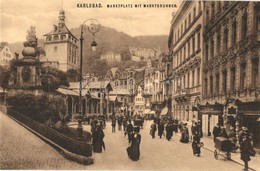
58;0;65;28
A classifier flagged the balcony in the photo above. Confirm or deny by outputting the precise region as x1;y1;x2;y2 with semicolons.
173;85;201;101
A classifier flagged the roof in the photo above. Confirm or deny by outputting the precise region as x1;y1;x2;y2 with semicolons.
87;81;112;91
69;81;113;91
0;42;8;51
44;25;78;40
110;88;130;95
109;95;118;102
56;88;79;96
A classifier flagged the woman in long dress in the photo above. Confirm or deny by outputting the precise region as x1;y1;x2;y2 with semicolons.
92;124;105;153
127;126;141;161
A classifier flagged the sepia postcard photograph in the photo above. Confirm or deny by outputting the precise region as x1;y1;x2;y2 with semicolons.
0;0;260;170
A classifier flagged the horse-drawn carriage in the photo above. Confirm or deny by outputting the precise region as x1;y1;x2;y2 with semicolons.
214;137;232;160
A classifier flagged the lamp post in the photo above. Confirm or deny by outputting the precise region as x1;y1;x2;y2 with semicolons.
77;19;100;138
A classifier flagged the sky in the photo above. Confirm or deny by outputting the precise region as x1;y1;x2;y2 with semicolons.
0;0;181;43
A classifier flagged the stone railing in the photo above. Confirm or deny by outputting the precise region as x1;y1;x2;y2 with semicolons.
6;107;92;158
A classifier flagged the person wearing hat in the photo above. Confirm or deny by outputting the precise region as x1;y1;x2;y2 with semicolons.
239;127;249;145
92;124;105;153
240;132;253;171
127;126;141;161
180;122;189;143
213;123;221;142
150;120;157;139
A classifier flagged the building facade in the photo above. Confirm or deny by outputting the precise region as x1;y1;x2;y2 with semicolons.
130;47;161;61
100;51;121;64
42;9;79;72
0;42;14;66
201;1;260;149
169;1;203;123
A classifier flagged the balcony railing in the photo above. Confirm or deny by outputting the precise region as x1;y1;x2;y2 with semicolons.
174;85;201;97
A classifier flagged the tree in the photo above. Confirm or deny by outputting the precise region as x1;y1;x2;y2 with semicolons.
0;66;11;92
121;50;131;61
66;68;79;82
41;66;69;92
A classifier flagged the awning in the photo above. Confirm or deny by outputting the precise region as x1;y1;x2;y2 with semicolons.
160;107;168;115
143;109;151;114
109;95;117;102
57;88;79;96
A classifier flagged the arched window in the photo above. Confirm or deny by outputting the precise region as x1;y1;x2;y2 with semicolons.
53;35;59;41
46;36;52;41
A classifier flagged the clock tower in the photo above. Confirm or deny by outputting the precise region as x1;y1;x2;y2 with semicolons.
8;26;43;96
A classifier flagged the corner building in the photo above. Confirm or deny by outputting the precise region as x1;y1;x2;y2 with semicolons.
201;1;260;150
43;9;79;72
169;1;203;123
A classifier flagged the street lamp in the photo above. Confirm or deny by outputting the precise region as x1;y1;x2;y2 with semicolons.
77;19;100;138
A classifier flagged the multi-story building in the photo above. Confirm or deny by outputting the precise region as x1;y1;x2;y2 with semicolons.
201;1;260;149
42;9;79;72
169;1;203;122
130;47;161;61
143;59;166;115
0;42;14;66
100;51;121;64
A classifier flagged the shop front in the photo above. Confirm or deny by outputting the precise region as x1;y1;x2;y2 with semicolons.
196;103;224;137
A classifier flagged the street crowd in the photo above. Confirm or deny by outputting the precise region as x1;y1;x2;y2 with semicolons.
87;114;255;170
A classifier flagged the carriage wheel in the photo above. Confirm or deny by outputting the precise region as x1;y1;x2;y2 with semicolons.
227;152;231;160
214;150;218;160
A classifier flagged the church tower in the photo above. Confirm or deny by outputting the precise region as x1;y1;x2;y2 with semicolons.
43;9;79;72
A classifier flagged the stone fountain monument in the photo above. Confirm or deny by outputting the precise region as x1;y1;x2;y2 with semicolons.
8;26;43;96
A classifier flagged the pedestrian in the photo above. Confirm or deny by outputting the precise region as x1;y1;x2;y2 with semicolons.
157;121;164;139
197;120;203;138
123;116;127;132
111;117;116;133
213;123;221;142
150;120;157;139
127;126;141;161
92;124;105;153
192;134;204;157
239;127;249;144
180;123;189;143
240;132;253;171
219;126;229;139
118;115;123;131
166;121;173;141
126;121;134;143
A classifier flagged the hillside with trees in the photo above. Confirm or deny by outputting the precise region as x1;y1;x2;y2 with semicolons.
9;25;168;77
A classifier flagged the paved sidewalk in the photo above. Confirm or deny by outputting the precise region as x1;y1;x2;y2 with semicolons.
178;122;259;171
200;136;259;171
